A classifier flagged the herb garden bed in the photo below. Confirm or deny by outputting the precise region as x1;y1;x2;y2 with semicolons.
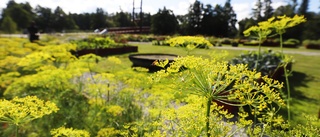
128;53;178;72
72;45;138;57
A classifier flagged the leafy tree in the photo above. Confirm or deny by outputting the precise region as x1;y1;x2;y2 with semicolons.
274;5;295;16
262;0;273;20
252;0;263;22
187;0;203;35
34;5;53;33
176;15;188;35
52;6;78;32
114;11;133;27
92;8;108;29
2;0;34;30
201;0;237;37
151;7;178;35
142;13;151;27
201;4;215;35
71;13;95;30
0;15;17;33
223;0;237;37
301;12;320;40
298;0;309;15
237;17;255;37
290;0;298;12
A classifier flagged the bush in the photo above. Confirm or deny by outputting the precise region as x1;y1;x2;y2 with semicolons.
303;39;320;49
229;50;292;79
165;36;213;49
70;36;116;50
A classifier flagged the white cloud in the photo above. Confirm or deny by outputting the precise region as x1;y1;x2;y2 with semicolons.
233;3;251;21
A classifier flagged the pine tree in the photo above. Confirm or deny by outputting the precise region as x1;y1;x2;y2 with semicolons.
252;0;263;22
298;0;309;15
262;0;273;20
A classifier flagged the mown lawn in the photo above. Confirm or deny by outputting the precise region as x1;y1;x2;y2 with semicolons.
103;43;320;125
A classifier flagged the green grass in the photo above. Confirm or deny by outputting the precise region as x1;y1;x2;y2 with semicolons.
106;43;320;125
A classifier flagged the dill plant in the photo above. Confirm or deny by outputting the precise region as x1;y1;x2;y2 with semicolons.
243;15;306;121
0;96;59;137
50;126;90;137
165;36;213;54
153;53;285;136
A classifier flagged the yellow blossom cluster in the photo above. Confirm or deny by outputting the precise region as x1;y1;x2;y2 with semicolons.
51;126;90;137
166;36;213;50
0;96;59;126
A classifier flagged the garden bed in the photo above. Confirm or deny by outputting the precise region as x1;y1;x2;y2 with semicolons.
72;45;138;57
129;53;178;72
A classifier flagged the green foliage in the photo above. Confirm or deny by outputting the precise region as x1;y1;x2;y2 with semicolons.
151;7;179;35
303;39;320;49
229;50;292;77
2;0;34;30
0;96;59;126
0;15;17;33
165;36;213;54
71;36;116;50
0;37;319;136
51;127;90;137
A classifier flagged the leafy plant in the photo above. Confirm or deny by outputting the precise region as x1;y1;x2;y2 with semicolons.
242;15;306;121
70;36;116;50
165;36;213;54
153;55;285;137
229;50;291;79
0;96;59;137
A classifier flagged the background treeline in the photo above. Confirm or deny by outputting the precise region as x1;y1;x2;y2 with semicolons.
0;0;319;40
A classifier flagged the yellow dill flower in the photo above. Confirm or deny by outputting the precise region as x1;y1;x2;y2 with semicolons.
97;127;120;137
0;96;59;126
107;105;124;116
107;56;122;64
50;126;90;137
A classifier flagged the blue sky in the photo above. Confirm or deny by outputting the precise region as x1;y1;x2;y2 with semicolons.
1;0;319;21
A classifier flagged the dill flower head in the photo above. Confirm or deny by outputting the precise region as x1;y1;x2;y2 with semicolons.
51;127;90;137
0;96;59;126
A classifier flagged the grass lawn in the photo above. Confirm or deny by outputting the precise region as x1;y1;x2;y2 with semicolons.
105;43;320;125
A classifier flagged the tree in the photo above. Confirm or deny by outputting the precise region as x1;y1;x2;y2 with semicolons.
187;0;203;35
298;0;309;15
262;0;273;20
51;6;78;32
223;0;237;37
2;0;34;30
201;4;215;35
176;15;188;35
0;15;17;33
237;17;255;37
301;12;320;40
92;8;108;29
252;0;263;22
71;13;93;30
151;7;178;35
114;11;133;27
273;4;296;16
34;5;53;33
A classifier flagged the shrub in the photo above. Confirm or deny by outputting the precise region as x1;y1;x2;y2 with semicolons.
303;39;320;49
70;36;116;50
166;36;213;49
229;50;292;79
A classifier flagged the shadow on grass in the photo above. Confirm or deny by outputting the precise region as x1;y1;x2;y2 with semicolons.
278;71;318;120
287;71;316;100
